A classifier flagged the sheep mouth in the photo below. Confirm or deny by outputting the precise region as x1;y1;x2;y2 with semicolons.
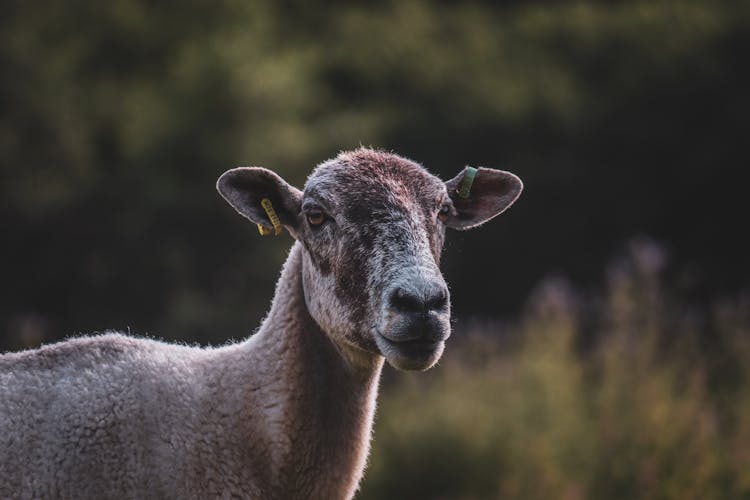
379;334;442;353
374;332;446;371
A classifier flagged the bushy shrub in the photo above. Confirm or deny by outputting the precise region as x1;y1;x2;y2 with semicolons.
359;241;750;499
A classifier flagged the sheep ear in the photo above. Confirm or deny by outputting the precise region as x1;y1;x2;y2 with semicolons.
217;167;303;237
444;166;523;230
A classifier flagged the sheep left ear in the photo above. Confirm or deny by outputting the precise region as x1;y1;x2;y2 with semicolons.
444;166;523;230
217;167;303;238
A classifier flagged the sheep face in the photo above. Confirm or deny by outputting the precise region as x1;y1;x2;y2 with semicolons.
217;148;523;371
297;150;453;371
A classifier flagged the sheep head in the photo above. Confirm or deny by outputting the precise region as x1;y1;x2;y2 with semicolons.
217;149;522;371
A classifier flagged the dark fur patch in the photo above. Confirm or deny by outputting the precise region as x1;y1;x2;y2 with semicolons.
333;243;370;327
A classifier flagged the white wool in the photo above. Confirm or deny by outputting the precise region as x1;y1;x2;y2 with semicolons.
1;245;383;499
1;148;522;499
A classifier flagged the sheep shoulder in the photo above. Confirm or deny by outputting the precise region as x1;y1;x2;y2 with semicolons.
0;333;230;498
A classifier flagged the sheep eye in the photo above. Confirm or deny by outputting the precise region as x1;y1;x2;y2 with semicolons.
306;210;326;227
438;204;451;223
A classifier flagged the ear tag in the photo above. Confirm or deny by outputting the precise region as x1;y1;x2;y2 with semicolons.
457;167;477;199
257;198;283;236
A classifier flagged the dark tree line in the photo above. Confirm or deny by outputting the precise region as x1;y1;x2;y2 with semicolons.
1;0;748;349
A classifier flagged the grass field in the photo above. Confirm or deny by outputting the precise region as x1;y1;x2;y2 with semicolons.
359;241;750;499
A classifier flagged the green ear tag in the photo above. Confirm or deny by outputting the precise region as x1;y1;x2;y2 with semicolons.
457;167;477;199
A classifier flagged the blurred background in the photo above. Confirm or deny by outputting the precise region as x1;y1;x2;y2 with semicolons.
1;0;748;498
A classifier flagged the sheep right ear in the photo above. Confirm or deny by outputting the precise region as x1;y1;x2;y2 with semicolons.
444;166;523;230
217;167;303;237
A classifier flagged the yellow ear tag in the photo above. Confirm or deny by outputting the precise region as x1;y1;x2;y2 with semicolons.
257;198;283;236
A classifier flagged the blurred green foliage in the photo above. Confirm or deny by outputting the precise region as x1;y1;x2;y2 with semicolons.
1;2;749;497
360;241;750;499
1;0;748;347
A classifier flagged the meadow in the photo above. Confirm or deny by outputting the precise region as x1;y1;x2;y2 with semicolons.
359;240;750;499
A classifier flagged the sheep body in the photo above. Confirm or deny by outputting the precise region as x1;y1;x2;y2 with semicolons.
1;246;379;499
0;149;521;499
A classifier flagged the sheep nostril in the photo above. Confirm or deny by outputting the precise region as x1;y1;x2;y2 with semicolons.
427;288;448;311
390;288;423;313
389;285;449;313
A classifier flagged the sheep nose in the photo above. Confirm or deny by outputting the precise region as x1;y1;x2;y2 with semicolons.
389;283;449;314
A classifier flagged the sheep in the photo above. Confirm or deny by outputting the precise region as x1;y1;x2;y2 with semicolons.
0;148;523;499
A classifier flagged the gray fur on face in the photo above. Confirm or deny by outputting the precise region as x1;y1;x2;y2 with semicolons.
297;149;452;370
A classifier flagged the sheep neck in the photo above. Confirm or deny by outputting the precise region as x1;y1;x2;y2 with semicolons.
246;242;384;499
